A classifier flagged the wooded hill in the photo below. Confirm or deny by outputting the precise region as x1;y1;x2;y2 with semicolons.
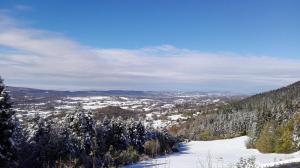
174;81;300;153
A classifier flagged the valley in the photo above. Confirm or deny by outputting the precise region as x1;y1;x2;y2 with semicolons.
8;86;242;129
7;82;300;167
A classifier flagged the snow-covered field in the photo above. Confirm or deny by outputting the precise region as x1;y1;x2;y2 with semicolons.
125;136;300;168
14;93;232;129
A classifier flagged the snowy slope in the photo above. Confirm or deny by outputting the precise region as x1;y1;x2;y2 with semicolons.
125;136;300;168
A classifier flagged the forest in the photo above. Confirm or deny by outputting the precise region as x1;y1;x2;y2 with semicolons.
0;77;179;168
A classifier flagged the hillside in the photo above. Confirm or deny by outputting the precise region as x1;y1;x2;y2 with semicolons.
174;81;300;153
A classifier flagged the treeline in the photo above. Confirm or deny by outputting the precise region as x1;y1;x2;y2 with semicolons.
173;81;300;153
0;77;179;168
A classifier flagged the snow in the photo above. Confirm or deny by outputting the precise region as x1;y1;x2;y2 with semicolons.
131;105;142;109
16;114;22;118
213;99;220;103
56;105;73;109
120;97;129;100
34;103;46;106
125;136;300;168
83;105;106;110
143;107;152;111
61;96;159;111
261;157;300;167
162;104;175;109
146;113;153;120
69;96;110;101
193;112;201;117
168;114;187;121
150;120;170;128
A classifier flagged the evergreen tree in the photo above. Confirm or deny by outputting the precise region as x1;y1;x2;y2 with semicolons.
109;117;128;150
275;122;297;153
128;120;145;153
64;104;95;167
0;77;16;167
27;114;54;167
11;116;25;151
255;122;276;153
11;115;28;167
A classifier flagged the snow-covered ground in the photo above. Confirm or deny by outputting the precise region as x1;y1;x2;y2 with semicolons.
125;136;300;168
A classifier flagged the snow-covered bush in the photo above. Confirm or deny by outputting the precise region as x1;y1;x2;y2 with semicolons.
235;157;258;168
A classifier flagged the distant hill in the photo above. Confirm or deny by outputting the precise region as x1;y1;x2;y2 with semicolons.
7;86;235;101
6;86;151;98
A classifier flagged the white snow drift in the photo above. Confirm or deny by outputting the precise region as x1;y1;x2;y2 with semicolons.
125;136;300;168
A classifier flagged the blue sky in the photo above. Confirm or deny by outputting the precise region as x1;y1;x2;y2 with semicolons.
0;1;300;93
2;0;300;57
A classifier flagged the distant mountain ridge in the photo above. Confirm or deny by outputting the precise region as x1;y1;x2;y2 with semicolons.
7;86;234;98
6;86;154;98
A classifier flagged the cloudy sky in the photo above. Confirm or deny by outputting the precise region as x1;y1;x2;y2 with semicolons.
0;1;300;93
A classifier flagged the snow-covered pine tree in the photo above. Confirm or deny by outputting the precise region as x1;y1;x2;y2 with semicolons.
53;119;77;163
27;114;54;167
63;106;81;158
101;116;112;152
110;117;129;151
11;115;28;165
80;110;95;155
63;103;95;164
27;113;42;142
93;121;104;154
0;77;16;167
11;116;25;151
135;121;146;151
128;120;145;153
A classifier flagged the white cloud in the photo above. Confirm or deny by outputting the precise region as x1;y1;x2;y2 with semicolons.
0;13;300;93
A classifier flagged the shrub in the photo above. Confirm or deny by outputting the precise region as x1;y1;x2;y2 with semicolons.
274;122;297;153
143;140;160;157
104;145;139;167
245;138;256;149
255;122;275;153
255;121;297;153
169;125;179;135
117;146;139;165
235;157;258;168
200;130;214;141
